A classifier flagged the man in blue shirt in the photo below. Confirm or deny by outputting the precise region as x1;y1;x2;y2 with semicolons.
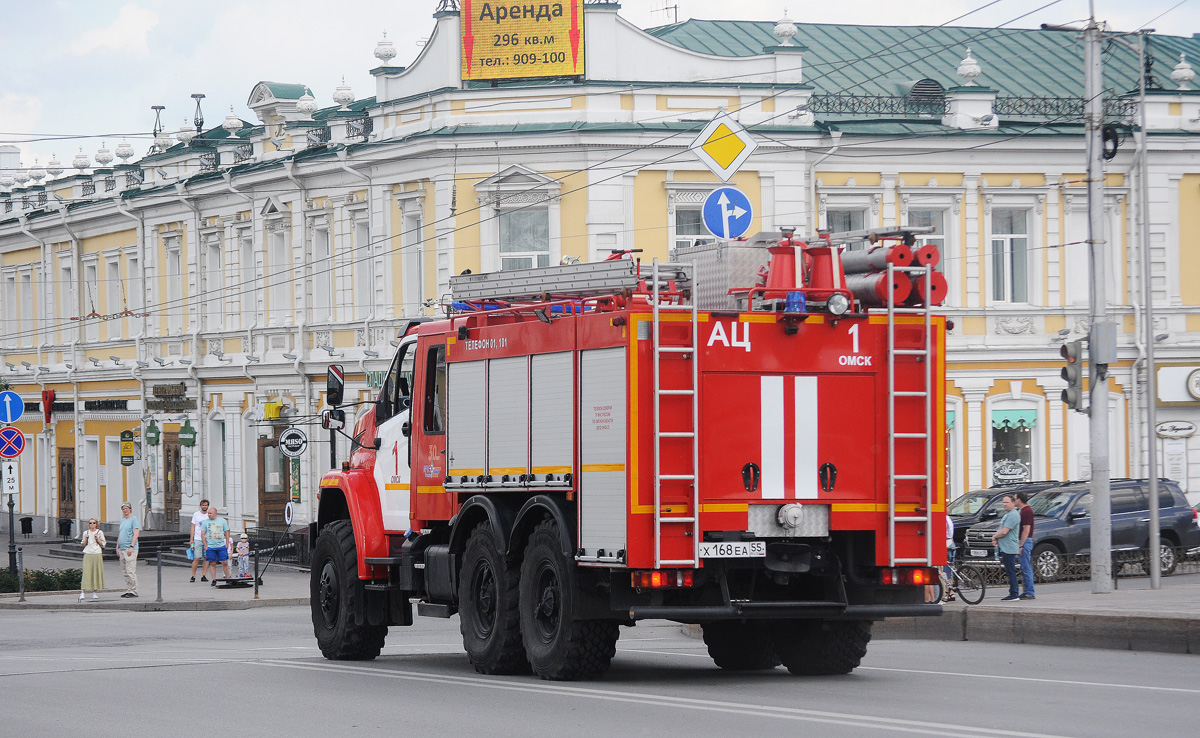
991;494;1022;601
117;502;141;598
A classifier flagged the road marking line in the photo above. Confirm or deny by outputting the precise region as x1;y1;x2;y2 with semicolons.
256;659;1077;738
858;666;1200;695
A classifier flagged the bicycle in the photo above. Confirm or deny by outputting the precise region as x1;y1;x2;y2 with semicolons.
933;556;986;605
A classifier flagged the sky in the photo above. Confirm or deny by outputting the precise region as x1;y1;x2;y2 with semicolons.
1;0;1198;174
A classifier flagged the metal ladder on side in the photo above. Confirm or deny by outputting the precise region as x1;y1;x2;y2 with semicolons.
886;264;935;567
650;259;701;568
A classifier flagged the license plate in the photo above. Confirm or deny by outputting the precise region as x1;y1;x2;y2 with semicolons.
969;549;988;557
700;541;766;558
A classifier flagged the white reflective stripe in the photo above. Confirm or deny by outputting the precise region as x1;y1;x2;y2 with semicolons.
794;376;819;499
760;376;785;499
830;248;844;289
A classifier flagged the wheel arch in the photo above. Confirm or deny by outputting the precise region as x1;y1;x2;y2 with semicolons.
449;495;518;557
315;470;388;580
511;494;575;558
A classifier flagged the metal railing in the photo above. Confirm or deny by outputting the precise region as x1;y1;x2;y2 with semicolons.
307;127;331;149
805;93;947;116
103;176;116;192
246;526;311;567
82;181;96;196
198;152;219;172
234;143;254;163
347;115;373;139
960;545;1200;585
125;169;144;187
993;95;1138;120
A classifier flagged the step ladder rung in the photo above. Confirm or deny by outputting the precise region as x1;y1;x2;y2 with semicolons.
893;558;932;565
894;474;929;481
659;560;698;566
893;391;927;397
657;346;694;354
657;389;695;396
659;432;695;438
658;474;695;481
894;349;929;356
894;432;928;439
658;516;696;523
894;516;929;523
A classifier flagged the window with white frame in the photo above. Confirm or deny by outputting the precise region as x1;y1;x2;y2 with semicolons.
990;209;1029;303
124;251;141;338
204;236;224;330
907;208;954;306
825;208;867;250
498;208;550;270
239;230;255;324
312;224;332;323
354;217;373;320
83;261;99;341
991;408;1036;483
674;207;709;251
166;240;182;333
2;273;15;348
268;225;289;326
105;257;121;340
59;260;75;341
399;206;423;317
19;272;31;346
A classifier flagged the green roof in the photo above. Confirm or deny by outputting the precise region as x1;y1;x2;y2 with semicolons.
648;20;1200;99
261;82;315;100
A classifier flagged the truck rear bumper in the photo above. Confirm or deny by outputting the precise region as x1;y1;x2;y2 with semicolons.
626;602;942;622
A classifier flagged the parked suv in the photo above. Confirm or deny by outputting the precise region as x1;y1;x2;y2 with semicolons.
964;479;1200;581
947;481;1061;551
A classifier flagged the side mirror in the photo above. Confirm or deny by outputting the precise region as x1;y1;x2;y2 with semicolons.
401;421;411;438
983;509;997;519
326;364;345;407
372;437;382;450
1070;509;1088;520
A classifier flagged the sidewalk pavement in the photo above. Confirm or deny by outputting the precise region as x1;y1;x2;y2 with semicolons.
875;572;1200;654
0;543;309;612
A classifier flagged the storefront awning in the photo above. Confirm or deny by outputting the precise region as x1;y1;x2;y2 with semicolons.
946;409;956;430
992;409;1036;429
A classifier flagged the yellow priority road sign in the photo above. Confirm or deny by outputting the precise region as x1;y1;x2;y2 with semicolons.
690;111;758;182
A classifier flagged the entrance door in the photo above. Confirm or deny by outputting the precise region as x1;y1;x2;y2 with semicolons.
258;435;289;528
58;447;76;520
163;432;182;529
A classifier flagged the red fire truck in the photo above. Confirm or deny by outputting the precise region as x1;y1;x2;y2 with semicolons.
310;227;947;680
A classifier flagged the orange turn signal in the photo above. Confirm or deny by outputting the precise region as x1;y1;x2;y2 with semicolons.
632;570;694;589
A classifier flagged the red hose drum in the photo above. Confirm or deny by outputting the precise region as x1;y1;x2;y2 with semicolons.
846;271;912;307
840;244;914;274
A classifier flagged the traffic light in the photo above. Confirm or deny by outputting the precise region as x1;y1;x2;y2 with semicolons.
1061;340;1085;412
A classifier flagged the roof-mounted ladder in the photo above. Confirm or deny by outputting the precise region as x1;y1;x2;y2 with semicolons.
449;259;692;303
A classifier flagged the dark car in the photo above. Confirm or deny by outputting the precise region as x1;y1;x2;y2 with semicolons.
947;481;1061;551
964;478;1200;581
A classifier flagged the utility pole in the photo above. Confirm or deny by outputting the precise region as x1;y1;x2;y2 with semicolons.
1084;6;1114;594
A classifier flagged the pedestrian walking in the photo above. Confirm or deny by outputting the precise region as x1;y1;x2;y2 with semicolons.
189;499;210;582
117;502;141;598
236;534;250;578
201;506;233;582
991;494;1022;601
80;518;106;601
1015;491;1036;600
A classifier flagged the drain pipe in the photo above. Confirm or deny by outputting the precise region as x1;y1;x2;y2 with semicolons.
808;130;842;236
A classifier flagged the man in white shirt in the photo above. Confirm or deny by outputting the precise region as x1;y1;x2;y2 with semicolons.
189;499;210;582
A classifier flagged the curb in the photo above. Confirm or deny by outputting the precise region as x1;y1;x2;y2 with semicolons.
873;607;1200;655
0;597;310;612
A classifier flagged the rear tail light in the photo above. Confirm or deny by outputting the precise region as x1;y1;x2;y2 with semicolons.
631;570;694;589
880;567;937;586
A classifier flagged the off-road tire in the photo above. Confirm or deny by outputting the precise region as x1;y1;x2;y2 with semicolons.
519;519;619;680
702;621;780;670
311;520;387;660
1032;543;1063;583
1142;537;1179;577
771;619;872;676
458;522;529;674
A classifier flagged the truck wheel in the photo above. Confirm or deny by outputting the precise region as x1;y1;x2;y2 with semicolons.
771;619;872;675
310;520;387;660
701;621;780;670
458;522;529;675
1032;543;1063;583
519;519;619;680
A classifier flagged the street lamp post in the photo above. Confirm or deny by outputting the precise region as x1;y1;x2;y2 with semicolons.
7;491;16;578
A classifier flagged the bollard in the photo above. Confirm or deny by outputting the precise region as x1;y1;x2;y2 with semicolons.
17;546;25;603
253;547;259;600
156;549;163;603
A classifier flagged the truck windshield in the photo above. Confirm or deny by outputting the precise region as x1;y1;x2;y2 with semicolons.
1030;489;1074;518
948;491;992;515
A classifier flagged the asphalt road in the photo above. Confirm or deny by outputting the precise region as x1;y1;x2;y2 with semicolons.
0;607;1194;737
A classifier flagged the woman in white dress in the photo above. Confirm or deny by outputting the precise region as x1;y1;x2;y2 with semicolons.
80;519;106;600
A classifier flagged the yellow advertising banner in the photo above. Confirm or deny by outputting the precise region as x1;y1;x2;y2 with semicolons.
460;0;585;82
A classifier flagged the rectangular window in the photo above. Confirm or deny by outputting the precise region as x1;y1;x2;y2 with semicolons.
18;272;32;346
83;262;99;341
907;210;945;270
269;228;289;326
312;226;332;322
60;263;75;341
401;213;423;317
355;219;373;319
498;208;549;270
205;238;224;331
3;274;16;348
166;245;182;333
674;208;709;251
239;231;255;324
106;258;121;339
826;209;867;250
423;345;447;434
125;254;141;338
991;209;1028;303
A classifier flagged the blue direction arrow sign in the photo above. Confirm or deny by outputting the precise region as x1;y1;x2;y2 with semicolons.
701;187;754;240
0;390;24;424
0;426;25;458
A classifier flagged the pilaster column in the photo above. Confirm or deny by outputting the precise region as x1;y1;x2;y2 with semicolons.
1034;375;1066;480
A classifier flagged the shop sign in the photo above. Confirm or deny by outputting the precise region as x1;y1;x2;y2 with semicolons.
179;419;197;447
145;420;160;447
992;458;1031;484
1156;421;1196;439
120;430;135;466
279;427;308;459
460;0;584;82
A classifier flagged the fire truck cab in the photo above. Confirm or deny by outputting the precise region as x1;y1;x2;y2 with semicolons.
311;227;947;680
